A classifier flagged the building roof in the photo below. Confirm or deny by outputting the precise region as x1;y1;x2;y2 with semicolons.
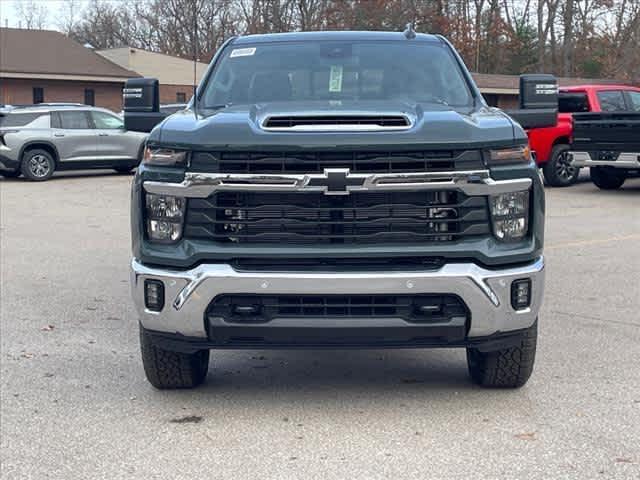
97;47;209;87
472;72;628;94
0;28;139;82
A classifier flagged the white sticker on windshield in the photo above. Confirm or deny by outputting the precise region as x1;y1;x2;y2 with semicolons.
329;65;343;92
230;47;256;58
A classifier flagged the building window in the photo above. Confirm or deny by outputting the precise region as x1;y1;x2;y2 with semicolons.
84;89;95;106
176;92;186;103
33;87;44;104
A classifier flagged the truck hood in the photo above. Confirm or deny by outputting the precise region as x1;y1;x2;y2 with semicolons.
151;101;523;150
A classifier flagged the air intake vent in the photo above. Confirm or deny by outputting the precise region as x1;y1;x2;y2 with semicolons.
262;115;411;131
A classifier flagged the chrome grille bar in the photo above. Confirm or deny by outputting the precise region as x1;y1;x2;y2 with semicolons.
144;170;532;198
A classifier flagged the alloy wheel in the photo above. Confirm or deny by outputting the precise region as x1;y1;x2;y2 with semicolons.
29;155;51;178
555;151;577;181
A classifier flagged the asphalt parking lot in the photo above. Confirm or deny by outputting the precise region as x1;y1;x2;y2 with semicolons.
1;172;639;479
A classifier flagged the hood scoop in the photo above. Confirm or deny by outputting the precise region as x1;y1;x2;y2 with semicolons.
262;114;412;131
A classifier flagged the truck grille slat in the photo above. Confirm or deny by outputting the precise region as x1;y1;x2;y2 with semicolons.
184;191;489;245
190;150;483;174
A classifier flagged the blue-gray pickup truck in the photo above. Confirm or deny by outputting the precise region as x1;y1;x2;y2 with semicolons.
124;29;554;389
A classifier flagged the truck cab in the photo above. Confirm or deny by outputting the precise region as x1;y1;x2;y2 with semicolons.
125;31;553;390
527;84;640;186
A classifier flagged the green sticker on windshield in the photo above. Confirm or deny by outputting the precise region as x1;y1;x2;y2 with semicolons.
329;65;343;92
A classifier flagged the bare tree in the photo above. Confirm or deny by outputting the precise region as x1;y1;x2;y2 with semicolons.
561;0;574;75
13;0;48;29
57;0;81;34
65;0;640;82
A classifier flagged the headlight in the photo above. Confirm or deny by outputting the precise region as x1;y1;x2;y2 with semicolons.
143;147;188;166
488;145;531;166
490;191;529;241
145;194;186;243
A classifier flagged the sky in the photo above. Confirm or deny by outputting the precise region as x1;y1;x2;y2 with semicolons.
0;0;93;30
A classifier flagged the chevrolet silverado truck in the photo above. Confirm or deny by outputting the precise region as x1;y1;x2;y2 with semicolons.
570;112;640;189
124;31;552;390
526;84;640;187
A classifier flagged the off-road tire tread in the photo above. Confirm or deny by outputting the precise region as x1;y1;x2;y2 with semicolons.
139;326;209;389
590;167;626;190
467;321;537;388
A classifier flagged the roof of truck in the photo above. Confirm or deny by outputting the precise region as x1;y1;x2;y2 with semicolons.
232;31;440;44
560;84;639;92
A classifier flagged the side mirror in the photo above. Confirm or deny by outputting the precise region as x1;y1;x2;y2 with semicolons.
505;74;558;129
123;78;167;132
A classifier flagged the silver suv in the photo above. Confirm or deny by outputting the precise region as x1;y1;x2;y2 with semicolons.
0;104;147;181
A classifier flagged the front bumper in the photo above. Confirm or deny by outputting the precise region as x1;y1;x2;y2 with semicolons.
131;256;545;343
570;151;640;169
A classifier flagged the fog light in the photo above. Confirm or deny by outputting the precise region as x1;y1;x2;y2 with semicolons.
144;279;165;311
511;279;531;310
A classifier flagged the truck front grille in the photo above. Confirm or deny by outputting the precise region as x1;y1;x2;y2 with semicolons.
207;294;468;324
184;190;489;245
190;150;483;174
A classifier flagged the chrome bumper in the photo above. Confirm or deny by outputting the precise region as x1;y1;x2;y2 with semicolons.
131;257;545;339
570;151;640;169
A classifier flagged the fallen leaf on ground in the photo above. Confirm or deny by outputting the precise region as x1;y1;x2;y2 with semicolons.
514;432;536;440
615;458;633;464
41;325;55;331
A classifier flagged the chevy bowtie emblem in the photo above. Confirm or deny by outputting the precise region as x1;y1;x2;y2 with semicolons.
307;168;365;195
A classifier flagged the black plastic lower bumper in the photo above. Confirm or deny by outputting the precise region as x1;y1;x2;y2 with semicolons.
143;324;528;354
0;153;19;171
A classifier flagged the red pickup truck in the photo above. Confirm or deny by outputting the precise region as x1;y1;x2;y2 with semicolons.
527;84;640;186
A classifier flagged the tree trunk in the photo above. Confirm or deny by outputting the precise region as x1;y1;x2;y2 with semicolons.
562;0;574;76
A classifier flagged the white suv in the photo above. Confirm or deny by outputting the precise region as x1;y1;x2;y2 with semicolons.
0;104;147;181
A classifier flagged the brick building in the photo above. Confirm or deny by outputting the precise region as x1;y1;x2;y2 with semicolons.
97;47;209;105
0;28;138;112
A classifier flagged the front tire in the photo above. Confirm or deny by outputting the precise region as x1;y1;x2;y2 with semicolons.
542;144;579;187
467;321;537;388
113;166;134;174
21;149;55;181
139;325;210;389
590;167;626;190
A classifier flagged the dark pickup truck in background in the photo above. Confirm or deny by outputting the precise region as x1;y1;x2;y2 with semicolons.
570;112;640;189
124;30;556;390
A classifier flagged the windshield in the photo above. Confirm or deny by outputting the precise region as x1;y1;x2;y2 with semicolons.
201;40;474;108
